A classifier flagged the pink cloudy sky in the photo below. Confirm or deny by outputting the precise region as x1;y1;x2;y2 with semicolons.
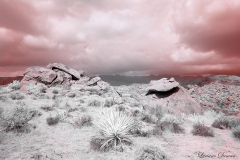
1;0;240;76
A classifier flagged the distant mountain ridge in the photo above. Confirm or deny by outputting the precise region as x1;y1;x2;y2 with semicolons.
0;75;203;86
99;75;204;86
0;76;23;86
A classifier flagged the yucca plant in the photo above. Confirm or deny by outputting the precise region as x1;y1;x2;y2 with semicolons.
91;109;136;152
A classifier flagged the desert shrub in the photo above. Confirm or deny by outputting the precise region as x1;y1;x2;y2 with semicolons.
232;126;240;140
115;105;126;112
41;105;54;111
135;145;169;160
157;114;185;133
0;95;7;102
74;115;93;128
131;108;142;117
148;104;163;121
129;120;151;137
0;87;12;95
212;116;234;129
229;118;240;128
129;102;141;108
79;107;87;112
52;89;59;94
1;106;32;133
90;109;136;152
141;103;163;124
10;92;25;100
152;126;162;136
46;114;60;126
27;83;47;95
103;97;116;107
8;80;21;90
141;113;158;124
29;109;42;117
87;97;102;107
192;122;214;137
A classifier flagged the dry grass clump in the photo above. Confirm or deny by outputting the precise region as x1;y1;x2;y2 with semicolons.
87;97;102;107
74;115;93;128
211;116;234;129
10;92;25;100
90;109;136;152
135;145;169;160
192;122;214;137
8;80;21;90
0;106;32;133
157;114;185;133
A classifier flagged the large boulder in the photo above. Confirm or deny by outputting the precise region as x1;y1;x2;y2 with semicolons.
47;63;80;80
146;86;202;115
20;66;57;92
146;78;179;94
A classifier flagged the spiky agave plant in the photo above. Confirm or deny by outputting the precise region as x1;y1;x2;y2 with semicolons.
91;109;136;152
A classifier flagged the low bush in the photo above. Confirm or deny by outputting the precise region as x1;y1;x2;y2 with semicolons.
212;116;234;129
52;89;59;94
232;126;240;140
135;145;169;160
230;118;240;128
27;83;47;95
1;106;32;133
90;109;135;152
141;113;158;124
0;95;7;102
0;87;12;95
8;80;21;90
129;120;151;137
103;97;116;107
152;126;163;136
41;105;54;111
46;115;60;126
157;114;185;133
87;97;102;107
74;115;93;128
10;92;25;100
192;122;214;137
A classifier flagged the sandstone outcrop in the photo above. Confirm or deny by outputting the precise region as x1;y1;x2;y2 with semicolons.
47;63;80;80
144;78;202;115
20;63;120;97
146;78;179;94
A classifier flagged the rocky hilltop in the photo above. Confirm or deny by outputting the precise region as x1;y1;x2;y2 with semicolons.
182;75;240;116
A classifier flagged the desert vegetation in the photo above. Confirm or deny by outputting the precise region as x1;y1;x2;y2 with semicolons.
0;65;240;159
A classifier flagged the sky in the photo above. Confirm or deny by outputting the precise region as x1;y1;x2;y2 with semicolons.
0;0;240;76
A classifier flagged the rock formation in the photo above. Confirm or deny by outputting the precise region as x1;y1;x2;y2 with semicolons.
146;78;179;95
20;63;115;96
145;78;202;115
